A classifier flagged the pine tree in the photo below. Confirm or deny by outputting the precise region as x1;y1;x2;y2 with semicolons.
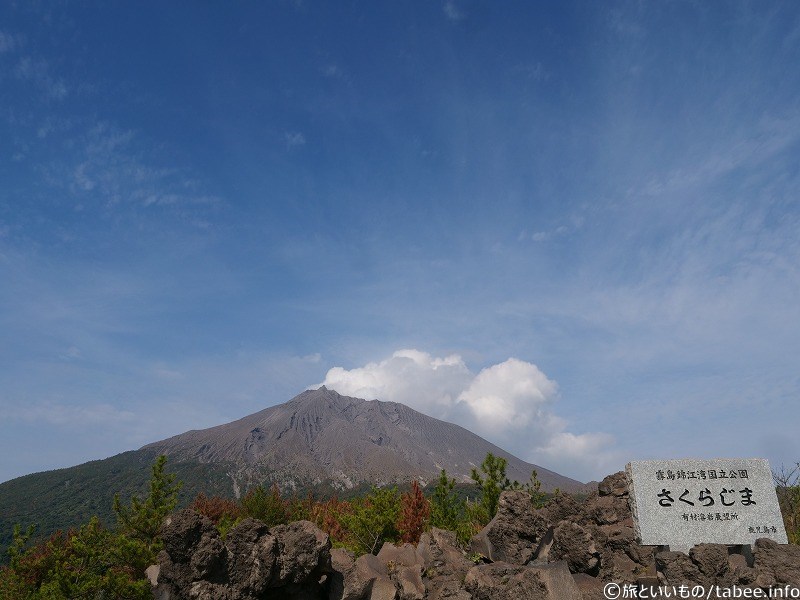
526;469;548;508
470;452;511;519
429;469;463;532
113;454;181;552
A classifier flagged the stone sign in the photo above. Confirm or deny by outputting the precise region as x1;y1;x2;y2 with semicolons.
626;458;787;552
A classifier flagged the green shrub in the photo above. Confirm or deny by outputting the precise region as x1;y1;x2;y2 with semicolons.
113;454;181;554
339;486;400;555
1;455;181;599
2;501;168;597
240;483;291;526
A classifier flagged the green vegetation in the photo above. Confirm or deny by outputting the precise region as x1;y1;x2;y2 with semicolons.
2;447;553;561
6;453;696;600
470;452;512;519
113;455;182;553
240;483;293;527
16;450;800;598
339;486;401;555
0;449;235;559
185;451;558;555
0;455;181;599
428;469;484;544
429;470;462;532
0;518;153;600
508;469;549;509
6;449;797;599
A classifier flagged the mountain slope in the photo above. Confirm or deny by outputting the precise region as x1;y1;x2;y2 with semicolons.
143;386;585;493
1;386;587;555
0;450;234;559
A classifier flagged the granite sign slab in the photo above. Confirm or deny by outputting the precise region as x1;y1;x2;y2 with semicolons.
626;458;787;553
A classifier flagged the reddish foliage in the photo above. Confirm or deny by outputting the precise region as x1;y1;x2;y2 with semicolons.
397;481;430;544
190;492;242;524
309;497;352;542
11;529;72;587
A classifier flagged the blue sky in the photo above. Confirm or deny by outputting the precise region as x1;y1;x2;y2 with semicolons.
1;1;799;484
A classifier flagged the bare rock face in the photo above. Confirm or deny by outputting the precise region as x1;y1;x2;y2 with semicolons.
549;521;600;575
469;490;549;564
597;471;628;498
377;542;426;600
327;552;398;600
328;548;362;600
464;562;549;600
752;538;800;587
688;544;736;587
224;518;277;595
417;528;472;600
157;509;227;597
272;520;333;586
655;550;709;587
464;561;581;600
417;528;472;578
541;492;585;524
155;509;331;599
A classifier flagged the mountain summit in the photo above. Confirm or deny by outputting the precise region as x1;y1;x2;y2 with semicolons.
143;386;585;493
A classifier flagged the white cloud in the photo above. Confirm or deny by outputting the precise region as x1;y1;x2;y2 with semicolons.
456;358;557;432
321;349;472;414
320;349;618;481
527;225;567;242
535;432;618;483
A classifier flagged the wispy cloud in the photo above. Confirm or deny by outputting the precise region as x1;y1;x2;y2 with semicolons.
0;30;22;53
607;9;645;38
285;131;306;148
29;120;224;223
322;64;342;78
639;113;800;198
8;401;136;427
15;56;68;99
443;1;464;22
510;62;549;83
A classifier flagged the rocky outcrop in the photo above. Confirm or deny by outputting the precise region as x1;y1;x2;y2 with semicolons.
154;509;331;599
464;561;582;600
752;538;800;587
154;473;800;599
469;490;549;564
417;528;472;600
